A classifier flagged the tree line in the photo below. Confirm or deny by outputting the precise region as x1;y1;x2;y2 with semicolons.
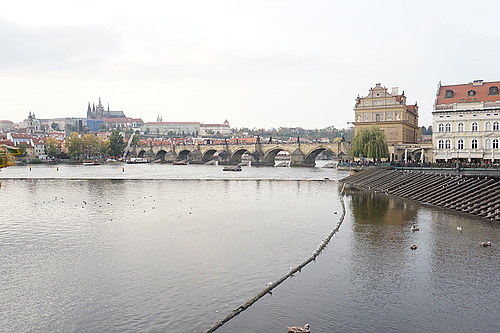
44;130;126;160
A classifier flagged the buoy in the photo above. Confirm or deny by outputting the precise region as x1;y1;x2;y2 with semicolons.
122;167;125;172
56;167;59;171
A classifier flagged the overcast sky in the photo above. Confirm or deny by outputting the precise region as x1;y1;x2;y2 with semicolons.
1;0;499;130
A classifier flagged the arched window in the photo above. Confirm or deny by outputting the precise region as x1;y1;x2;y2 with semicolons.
472;139;478;149
457;139;464;150
438;140;444;149
485;139;491;149
494;121;499;131
485;122;492;131
445;89;454;98
494;139;499;149
438;123;444;132
445;123;451;132
489;86;498;95
468;90;476;96
445;139;451;149
472;122;478;131
458;123;464;132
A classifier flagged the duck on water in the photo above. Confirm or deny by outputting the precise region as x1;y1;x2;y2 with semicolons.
287;324;310;332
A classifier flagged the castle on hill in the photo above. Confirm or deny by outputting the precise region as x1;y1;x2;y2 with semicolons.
87;98;126;119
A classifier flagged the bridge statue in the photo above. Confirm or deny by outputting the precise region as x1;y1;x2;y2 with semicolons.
127;141;349;167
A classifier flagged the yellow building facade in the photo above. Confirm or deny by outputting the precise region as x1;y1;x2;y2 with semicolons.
353;83;419;145
352;83;433;162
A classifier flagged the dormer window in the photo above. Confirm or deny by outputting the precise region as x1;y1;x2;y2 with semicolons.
445;89;454;98
489;86;499;95
468;90;476;96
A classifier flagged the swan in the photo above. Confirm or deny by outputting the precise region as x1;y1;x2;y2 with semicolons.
457;226;462;232
287;323;310;332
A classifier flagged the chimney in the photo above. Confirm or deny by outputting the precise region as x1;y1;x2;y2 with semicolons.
391;87;399;95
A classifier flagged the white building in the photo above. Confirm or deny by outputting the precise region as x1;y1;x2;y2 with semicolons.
433;80;500;162
142;122;201;136
199;120;231;136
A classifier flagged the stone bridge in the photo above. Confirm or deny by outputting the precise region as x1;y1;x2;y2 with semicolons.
127;141;349;167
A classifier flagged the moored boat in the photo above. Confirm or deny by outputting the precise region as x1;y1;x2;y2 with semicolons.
83;160;101;166
222;165;242;171
126;157;149;164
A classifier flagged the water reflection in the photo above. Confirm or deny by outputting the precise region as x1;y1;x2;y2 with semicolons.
344;185;419;226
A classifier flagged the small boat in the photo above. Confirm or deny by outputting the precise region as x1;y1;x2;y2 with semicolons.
410;244;417;250
222;166;242;171
287;324;310;333
83;160;101;166
173;160;188;165
480;241;492;247
410;225;419;232
126;157;149;164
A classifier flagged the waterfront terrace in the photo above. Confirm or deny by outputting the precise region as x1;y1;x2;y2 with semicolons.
340;168;500;221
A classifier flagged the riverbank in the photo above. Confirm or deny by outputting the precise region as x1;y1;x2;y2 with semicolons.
340;168;500;221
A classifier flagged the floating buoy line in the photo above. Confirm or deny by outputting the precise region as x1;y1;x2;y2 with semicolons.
202;183;347;333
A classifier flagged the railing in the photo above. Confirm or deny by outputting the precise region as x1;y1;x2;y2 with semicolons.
390;162;500;170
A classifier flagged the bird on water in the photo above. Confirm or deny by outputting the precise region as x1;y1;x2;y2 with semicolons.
287;323;310;332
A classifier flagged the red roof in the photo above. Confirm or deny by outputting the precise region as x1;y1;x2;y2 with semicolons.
435;80;500;105
407;105;418;114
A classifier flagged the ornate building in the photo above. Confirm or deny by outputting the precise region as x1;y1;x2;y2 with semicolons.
22;112;42;134
353;83;419;144
353;83;432;162
87;98;126;119
433;79;500;162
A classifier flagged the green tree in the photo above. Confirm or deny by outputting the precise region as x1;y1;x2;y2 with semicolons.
51;122;60;131
81;134;99;158
130;134;140;147
108;130;125;158
17;143;27;157
44;137;60;158
98;137;110;157
65;132;82;159
349;127;389;160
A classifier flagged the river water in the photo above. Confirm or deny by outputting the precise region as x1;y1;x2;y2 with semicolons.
0;163;498;333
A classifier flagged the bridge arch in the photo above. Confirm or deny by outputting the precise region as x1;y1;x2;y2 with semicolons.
263;148;291;165
230;148;251;164
201;149;218;163
177;149;191;161
156;149;167;162
304;147;328;165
